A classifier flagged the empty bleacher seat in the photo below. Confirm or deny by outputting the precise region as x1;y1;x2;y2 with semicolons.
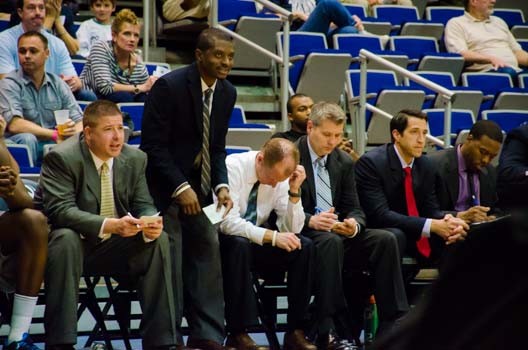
72;58;86;76
481;109;528;132
493;89;528;110
511;24;528;39
425;6;464;26
400;21;445;41
424;108;475;145
492;8;525;28
372;5;420;32
343;4;367;19
6;144;40;175
519;73;528;88
277;32;352;103
144;62;171;76
0;18;9;32
229;105;270;129
389;35;439;69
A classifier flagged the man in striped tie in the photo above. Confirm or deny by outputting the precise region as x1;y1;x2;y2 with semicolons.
40;100;177;349
141;28;236;350
297;102;409;347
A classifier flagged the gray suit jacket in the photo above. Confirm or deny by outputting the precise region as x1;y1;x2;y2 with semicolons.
40;133;158;245
427;147;498;214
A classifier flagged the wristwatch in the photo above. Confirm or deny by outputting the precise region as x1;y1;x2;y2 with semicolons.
288;189;301;197
133;84;140;94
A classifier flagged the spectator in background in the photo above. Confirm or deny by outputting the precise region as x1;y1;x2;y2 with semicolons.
9;0;79;56
272;93;360;161
0;31;83;165
445;0;528;78
161;0;209;22
0;0;96;101
80;9;157;103
76;0;115;58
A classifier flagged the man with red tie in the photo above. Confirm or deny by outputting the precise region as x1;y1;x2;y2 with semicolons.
355;109;468;265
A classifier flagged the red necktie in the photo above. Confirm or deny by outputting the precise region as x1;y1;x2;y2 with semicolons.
404;167;431;258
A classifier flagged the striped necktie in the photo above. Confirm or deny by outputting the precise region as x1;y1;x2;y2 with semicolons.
316;157;332;212
201;88;213;196
99;162;114;241
243;181;259;224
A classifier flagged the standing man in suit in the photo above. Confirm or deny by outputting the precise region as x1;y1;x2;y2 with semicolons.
355;109;469;264
298;102;408;345
141;28;236;350
40;100;177;350
218;138;316;350
428;120;503;225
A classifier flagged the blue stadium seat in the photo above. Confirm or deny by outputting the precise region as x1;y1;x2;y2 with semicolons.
372;5;420;31
425;6;464;26
424;108;475;144
72;58;86;76
343;4;367;19
144;62;171;76
492;9;525;28
481;109;528;132
0;19;9;32
7;144;40;174
229;105;270;129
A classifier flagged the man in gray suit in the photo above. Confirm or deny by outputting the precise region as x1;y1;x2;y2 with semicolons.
39;100;177;350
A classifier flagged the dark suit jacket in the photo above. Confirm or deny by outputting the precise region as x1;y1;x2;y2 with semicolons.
355;144;444;242
297;136;366;230
140;62;237;211
40;133;159;245
427;147;497;213
497;125;528;209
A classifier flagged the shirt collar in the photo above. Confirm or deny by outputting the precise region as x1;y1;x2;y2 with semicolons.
201;78;217;94
393;144;415;168
18;69;51;87
456;144;468;173
89;149;114;172
464;11;492;23
307;136;328;166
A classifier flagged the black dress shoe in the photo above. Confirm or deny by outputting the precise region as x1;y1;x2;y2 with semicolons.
316;331;358;350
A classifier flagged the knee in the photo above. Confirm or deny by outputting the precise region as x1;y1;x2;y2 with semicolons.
317;232;344;254
18;209;48;244
48;228;82;258
221;235;252;255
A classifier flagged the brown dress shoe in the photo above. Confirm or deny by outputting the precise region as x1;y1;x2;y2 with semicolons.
225;333;270;350
187;338;235;350
283;330;317;350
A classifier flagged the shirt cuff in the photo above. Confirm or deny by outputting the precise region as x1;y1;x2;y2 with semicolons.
98;218;111;242
422;219;432;238
142;232;155;243
172;182;190;198
214;183;229;194
252;227;267;245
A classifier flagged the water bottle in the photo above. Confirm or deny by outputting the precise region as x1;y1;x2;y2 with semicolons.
363;295;379;348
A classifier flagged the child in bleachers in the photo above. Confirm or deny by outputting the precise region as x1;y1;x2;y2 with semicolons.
76;0;116;58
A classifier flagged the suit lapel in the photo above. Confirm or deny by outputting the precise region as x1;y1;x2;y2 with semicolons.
188;64;203;138
210;81;224;135
112;154;129;217
326;151;338;204
444;149;460;207
299;137;317;206
80;139;101;205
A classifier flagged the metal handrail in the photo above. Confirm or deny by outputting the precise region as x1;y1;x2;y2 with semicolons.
212;0;293;131
355;49;455;155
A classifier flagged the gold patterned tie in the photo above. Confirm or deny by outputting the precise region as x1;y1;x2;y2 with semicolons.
99;162;114;241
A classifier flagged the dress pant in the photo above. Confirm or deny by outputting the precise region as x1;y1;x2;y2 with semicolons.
44;229;177;349
164;202;225;344
219;234;314;332
305;228;409;329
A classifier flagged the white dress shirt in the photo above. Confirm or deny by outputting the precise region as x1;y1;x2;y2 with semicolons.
219;151;305;245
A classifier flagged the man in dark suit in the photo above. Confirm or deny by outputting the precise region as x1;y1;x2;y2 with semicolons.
298;102;408;346
428;120;503;223
40;100;177;350
141;28;236;350
355;110;468;264
497;124;528;209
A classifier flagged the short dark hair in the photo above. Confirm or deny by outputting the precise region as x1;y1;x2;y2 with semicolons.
390;109;428;140
261;138;299;168
18;30;48;49
287;93;310;114
16;0;24;10
463;0;470;11
196;28;233;52
83;100;122;128
469;120;503;143
90;0;116;6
